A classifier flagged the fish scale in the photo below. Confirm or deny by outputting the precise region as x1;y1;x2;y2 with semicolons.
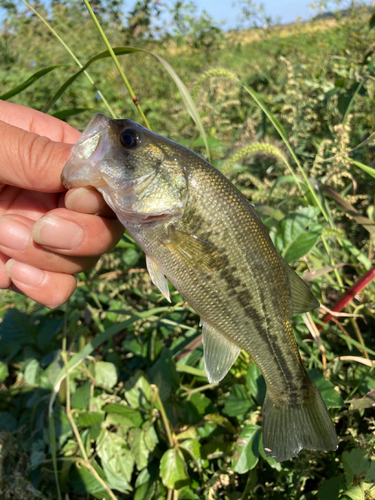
61;113;338;462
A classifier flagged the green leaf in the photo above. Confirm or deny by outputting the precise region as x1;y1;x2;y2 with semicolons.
76;411;104;428
223;384;254;418
365;460;375;482
341;485;365;500
97;429;134;490
348;389;375;410
232;425;260;473
0;308;38;344
24;359;40;385
103;403;144;427
317;474;345;500
36;317;63;350
342;448;370;485
160;449;189;489
246;363;266;405
180;439;203;472
71;380;91;410
134;480;156;500
0;363;9;383
125;370;153;410
128;427;153;471
308;369;345;408
95;361;118;389
370;13;375;29
204;414;237;434
275;207;323;262
0;411;17;432
0;65;69;100
70;460;110;499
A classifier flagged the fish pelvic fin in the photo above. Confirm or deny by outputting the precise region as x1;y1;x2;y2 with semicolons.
146;256;171;302
262;379;338;462
202;321;241;383
282;261;320;316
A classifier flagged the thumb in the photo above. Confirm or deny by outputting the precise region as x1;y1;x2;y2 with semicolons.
0;120;79;193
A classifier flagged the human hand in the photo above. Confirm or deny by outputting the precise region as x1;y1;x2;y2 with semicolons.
0;101;124;308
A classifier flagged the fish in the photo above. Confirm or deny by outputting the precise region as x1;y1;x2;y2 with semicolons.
61;113;338;462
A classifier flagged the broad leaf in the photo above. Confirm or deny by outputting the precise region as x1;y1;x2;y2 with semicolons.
232;425;260;473
160;449;189;489
308;369;345;408
246;363;266;405
95;361;118;389
223;384;254;419
274;207;323;262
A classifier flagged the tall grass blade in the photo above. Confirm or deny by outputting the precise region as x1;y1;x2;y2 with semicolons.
42;47;210;160
52;108;92;120
0;65;69;100
21;0;116;117
348;158;375;179
322;185;375;236
49;414;63;500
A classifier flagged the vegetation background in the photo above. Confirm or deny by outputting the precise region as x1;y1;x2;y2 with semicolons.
0;0;375;498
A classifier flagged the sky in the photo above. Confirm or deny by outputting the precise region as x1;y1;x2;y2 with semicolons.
196;0;320;28
0;0;371;29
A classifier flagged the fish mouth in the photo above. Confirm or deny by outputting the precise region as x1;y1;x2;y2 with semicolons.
61;114;111;190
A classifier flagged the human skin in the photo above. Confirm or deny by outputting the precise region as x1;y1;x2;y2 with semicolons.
0;101;124;308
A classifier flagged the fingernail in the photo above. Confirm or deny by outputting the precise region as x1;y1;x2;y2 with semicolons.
65;187;104;213
0;217;30;250
5;259;45;287
32;215;84;250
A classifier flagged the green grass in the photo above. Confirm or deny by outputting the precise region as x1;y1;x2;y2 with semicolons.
0;2;375;499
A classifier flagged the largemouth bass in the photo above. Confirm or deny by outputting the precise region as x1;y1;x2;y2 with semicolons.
61;114;338;462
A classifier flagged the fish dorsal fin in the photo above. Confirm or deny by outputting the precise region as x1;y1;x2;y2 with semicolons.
162;227;224;273
202;320;241;383
146;256;171;302
282;261;320;317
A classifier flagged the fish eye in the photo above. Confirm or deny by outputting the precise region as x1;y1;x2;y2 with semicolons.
120;128;139;149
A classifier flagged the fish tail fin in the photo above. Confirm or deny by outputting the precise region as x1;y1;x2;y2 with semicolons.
262;380;338;462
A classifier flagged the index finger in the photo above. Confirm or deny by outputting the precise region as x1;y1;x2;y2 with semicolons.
0;100;80;144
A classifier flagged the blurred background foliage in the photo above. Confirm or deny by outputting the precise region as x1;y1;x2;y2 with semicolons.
1;0;375;498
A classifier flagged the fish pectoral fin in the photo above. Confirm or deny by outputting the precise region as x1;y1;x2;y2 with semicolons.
146;256;171;302
202;320;241;383
162;226;224;273
282;261;320;317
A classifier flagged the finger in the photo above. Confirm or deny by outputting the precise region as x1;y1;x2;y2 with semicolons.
0;251;11;289
0;211;124;273
65;187;117;218
32;208;124;256
0;121;75;192
0;101;80;144
5;259;77;309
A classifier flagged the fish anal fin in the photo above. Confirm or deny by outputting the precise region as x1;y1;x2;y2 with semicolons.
282;261;320;316
146;256;171;302
262;379;338;462
162;226;224;273
202;320;241;383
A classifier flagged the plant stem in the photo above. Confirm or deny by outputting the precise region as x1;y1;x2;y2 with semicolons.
319;266;375;328
21;0;116;118
62;351;118;500
239;470;254;500
83;0;151;129
151;384;174;448
321;234;344;291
